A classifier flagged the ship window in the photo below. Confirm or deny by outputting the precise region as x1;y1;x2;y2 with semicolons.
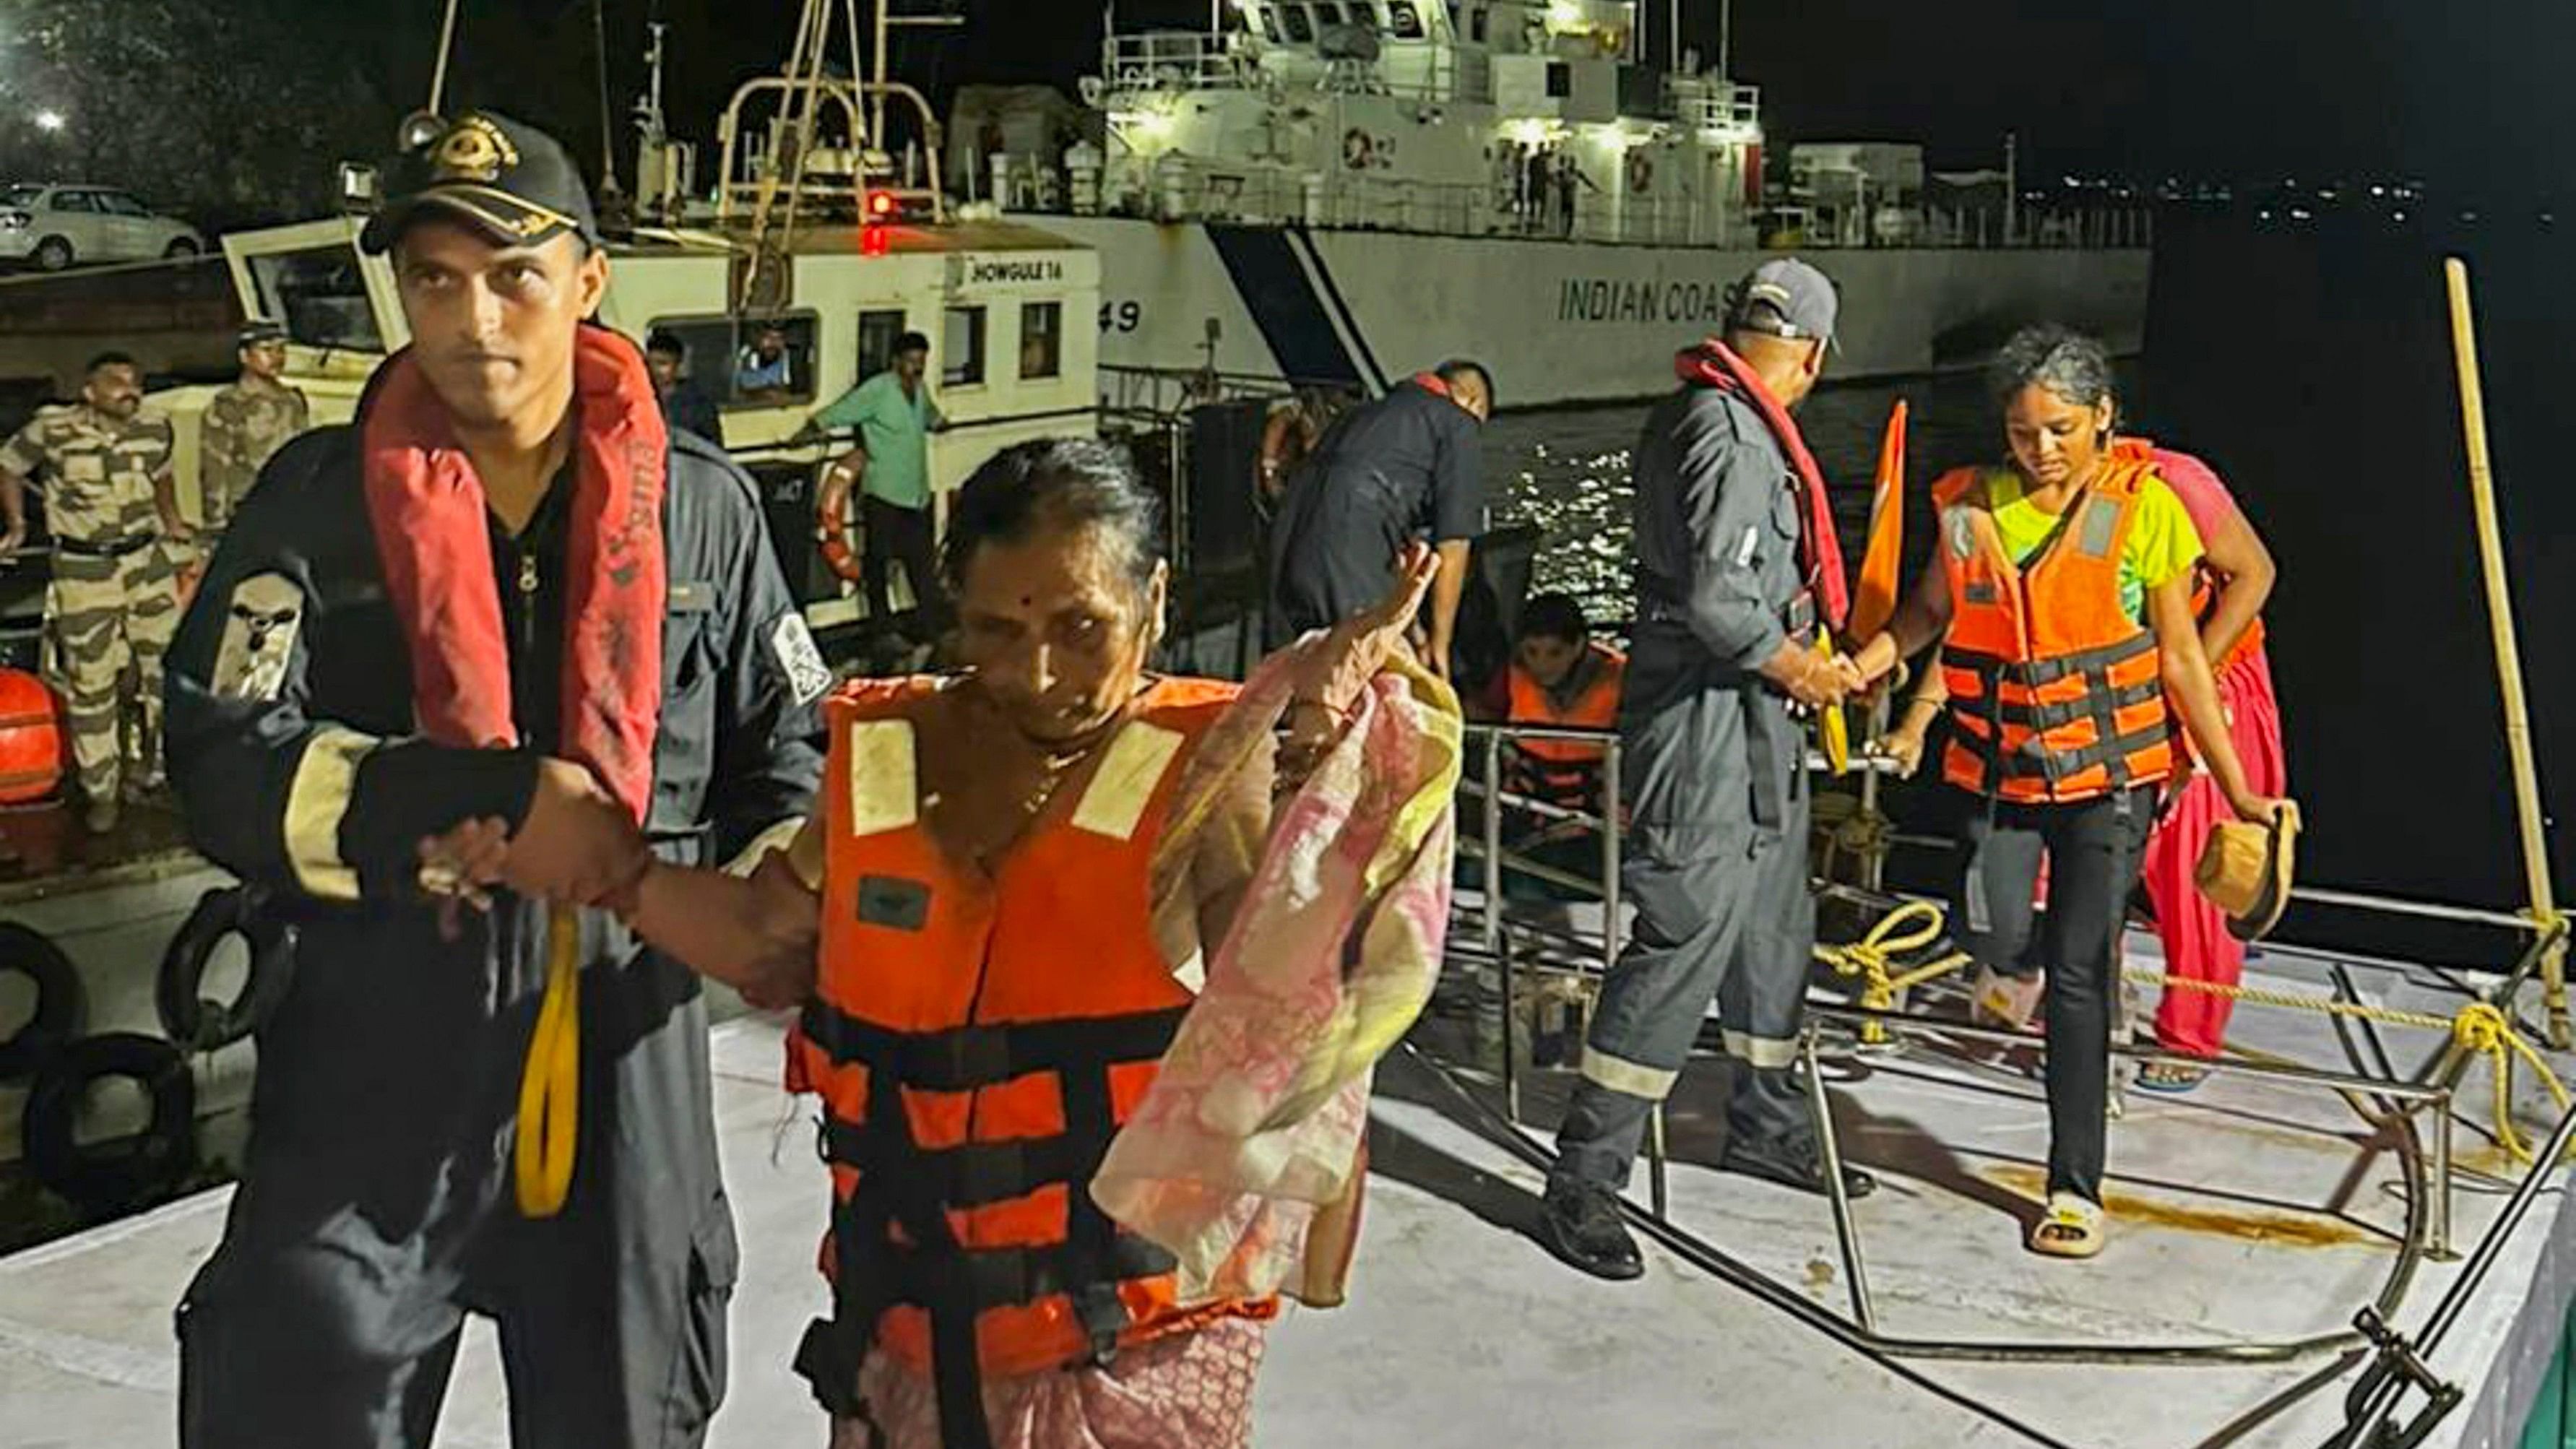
1346;3;1381;33
1258;4;1282;40
649;313;818;407
727;315;819;405
1388;1;1424;38
855;308;907;380
1313;2;1343;25
1281;4;1313;41
1019;302;1062;379
247;245;382;352
1545;61;1570;98
943;306;987;386
1471;5;1490;40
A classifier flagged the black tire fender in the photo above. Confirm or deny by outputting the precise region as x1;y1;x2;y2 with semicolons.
0;920;83;1082
157;887;295;1054
22;1031;196;1215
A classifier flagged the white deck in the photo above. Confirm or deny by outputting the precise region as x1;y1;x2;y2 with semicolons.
1;933;2570;1449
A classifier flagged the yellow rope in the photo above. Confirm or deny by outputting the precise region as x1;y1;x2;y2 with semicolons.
514;903;582;1217
1810;897;2574;1165
1814;899;1974;1044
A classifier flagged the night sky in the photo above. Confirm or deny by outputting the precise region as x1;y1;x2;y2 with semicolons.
788;0;2569;196
379;0;2574;204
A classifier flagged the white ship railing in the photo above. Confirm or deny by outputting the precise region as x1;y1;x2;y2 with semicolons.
1099;32;1259;92
1097;30;1477;104
1075;152;2153;252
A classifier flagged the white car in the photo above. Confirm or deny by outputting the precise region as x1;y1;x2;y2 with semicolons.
0;184;207;271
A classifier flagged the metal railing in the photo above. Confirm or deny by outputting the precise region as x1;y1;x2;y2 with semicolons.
1098;32;1261;92
1441;714;2576;1408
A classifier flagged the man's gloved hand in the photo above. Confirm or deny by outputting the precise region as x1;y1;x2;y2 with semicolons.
503;758;652;908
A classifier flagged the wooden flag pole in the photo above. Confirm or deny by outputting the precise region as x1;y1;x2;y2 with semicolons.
2444;257;2567;1047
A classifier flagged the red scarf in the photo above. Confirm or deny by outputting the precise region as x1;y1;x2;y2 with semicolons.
360;327;667;820
1674;340;1849;631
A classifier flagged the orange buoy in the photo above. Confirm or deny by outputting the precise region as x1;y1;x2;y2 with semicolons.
0;670;67;805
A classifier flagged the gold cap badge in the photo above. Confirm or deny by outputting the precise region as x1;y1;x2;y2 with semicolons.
433;116;520;184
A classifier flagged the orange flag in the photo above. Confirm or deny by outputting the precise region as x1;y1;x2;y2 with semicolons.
1846;399;1908;643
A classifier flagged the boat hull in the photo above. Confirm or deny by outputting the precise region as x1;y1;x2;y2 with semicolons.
1045;215;2151;403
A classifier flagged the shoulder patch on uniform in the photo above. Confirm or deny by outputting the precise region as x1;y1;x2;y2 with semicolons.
770;612;833;706
212;572;303;701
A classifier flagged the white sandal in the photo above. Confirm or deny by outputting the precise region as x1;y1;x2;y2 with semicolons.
2028;1192;2106;1259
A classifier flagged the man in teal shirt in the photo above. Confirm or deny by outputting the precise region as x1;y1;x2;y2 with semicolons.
805;331;947;642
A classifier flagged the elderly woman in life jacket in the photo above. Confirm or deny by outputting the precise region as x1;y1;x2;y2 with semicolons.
1847;326;2289;1260
580;436;1446;1448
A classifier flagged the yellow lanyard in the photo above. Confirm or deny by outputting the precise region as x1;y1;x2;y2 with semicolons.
1815;635;1852;776
513;902;582;1217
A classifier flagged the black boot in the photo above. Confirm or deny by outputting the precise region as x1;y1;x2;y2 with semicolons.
1720;1132;1878;1198
1538;1177;1644;1281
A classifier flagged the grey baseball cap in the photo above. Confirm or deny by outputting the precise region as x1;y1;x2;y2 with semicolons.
1728;257;1839;345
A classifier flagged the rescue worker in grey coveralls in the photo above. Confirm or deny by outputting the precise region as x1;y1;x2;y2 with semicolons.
1540;259;1877;1280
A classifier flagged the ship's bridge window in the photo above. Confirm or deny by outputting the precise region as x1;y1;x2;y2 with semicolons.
649;313;818;407
855;308;908;380
1019;301;1062;380
1545;61;1570;97
1471;4;1490;40
1258;4;1282;40
1388;1;1425;38
1313;2;1344;27
1282;4;1314;42
246;245;384;352
943;306;987;387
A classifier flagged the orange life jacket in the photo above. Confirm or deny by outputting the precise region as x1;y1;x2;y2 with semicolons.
1933;461;2176;803
1503;641;1625;805
785;672;1273;1441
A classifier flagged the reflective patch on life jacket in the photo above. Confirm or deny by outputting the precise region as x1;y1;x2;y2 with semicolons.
856;874;932;930
1070;722;1185;842
845;719;919;836
2077;495;2122;559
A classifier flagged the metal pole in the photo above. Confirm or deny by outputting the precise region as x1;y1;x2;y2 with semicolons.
1484;730;1518;1121
2429;1093;2455;1260
2443;257;2568;1048
1647;1105;1669;1221
1717;0;1732;76
427;0;464;117
1805;1028;1878;1332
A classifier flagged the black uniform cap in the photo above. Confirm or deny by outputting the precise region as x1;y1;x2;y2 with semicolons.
360;111;602;256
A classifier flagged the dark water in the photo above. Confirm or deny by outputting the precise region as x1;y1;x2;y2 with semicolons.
1486;215;2573;961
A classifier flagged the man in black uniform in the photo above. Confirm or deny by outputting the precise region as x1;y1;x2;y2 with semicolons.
1539;260;1875;1281
164;113;825;1447
1266;358;1491;675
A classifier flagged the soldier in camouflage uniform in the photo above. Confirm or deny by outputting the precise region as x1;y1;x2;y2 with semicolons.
195;320;310;542
0;351;192;832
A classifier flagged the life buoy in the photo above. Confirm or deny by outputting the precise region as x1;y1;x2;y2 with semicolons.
0;921;82;1081
1626;150;1653;194
157;886;296;1054
1341;128;1373;170
22;1031;196;1215
813;454;866;583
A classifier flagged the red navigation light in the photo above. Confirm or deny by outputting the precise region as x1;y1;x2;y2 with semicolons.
867;190;896;219
860;224;891;257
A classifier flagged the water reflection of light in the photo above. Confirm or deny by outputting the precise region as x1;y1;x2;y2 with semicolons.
1485;368;2140;631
